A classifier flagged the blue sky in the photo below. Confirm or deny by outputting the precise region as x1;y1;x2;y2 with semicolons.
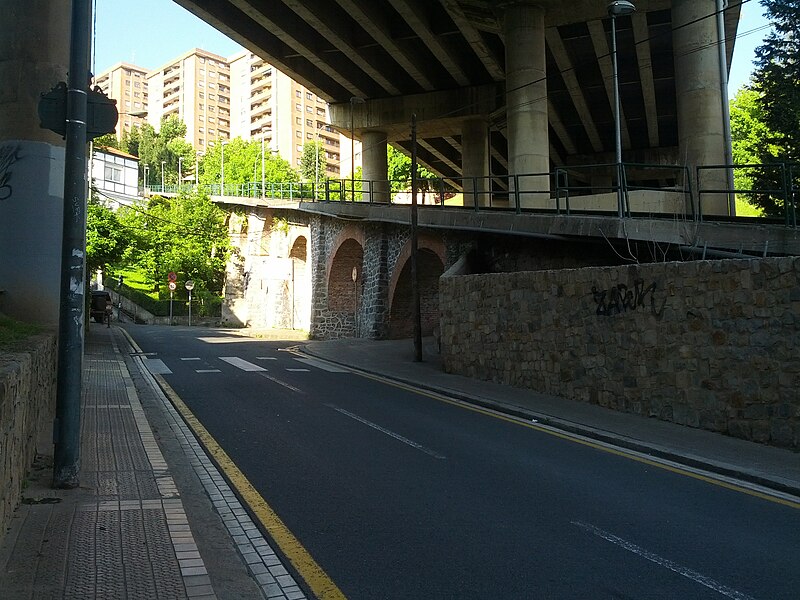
94;0;770;93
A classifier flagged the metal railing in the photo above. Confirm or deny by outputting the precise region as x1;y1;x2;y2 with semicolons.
141;161;800;228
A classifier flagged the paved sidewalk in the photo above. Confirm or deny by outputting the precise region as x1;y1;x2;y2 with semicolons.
0;326;303;600
302;336;800;498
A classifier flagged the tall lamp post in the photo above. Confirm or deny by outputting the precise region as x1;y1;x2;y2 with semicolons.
220;141;229;196
178;156;184;190
161;160;166;191
350;96;364;200
143;164;149;192
608;0;635;218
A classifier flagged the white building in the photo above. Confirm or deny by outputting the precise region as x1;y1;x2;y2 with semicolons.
91;146;140;208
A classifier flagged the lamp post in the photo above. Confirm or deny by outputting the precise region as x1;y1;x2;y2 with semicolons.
161;160;166;191
185;280;195;326
143;164;149;192
350;96;364;200
261;132;266;200
178;156;184;190
608;0;635;218
220;141;228;196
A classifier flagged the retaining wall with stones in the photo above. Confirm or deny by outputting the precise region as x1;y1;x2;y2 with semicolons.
440;257;800;449
0;334;57;540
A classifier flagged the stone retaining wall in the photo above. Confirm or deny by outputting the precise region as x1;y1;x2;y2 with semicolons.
440;257;800;449
0;334;57;540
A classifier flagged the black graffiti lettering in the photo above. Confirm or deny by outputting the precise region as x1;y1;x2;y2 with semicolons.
0;144;21;201
592;279;665;318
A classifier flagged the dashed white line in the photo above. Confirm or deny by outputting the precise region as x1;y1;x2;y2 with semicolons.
292;357;349;373
196;369;221;373
286;368;310;372
256;356;277;360
181;357;201;361
326;404;446;460
143;358;172;375
571;521;758;600
257;372;303;393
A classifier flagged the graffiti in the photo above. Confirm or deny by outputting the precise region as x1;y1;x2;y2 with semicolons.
591;278;666;318
0;144;21;201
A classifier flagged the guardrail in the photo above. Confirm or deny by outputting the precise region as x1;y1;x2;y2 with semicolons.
142;161;799;227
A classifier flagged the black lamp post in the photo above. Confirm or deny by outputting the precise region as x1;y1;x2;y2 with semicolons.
608;1;635;217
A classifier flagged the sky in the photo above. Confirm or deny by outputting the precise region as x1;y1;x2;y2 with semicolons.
94;0;771;94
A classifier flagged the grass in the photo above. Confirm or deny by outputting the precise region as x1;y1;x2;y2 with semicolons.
114;268;159;300
0;313;42;348
735;195;763;217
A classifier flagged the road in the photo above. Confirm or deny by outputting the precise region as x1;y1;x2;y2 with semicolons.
125;325;800;600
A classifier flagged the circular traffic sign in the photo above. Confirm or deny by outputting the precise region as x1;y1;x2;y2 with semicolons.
168;281;177;291
168;271;177;282
185;280;195;291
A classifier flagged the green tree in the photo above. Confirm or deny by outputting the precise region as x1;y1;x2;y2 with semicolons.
300;141;326;185
748;0;800;216
117;189;230;294
387;145;436;192
93;133;119;150
198;138;299;191
86;196;128;276
131;116;196;187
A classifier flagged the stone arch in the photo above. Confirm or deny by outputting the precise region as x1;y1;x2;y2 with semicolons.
328;238;364;312
289;235;310;330
388;239;445;339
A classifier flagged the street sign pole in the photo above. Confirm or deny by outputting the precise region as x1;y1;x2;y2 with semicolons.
185;280;195;327
169;291;173;326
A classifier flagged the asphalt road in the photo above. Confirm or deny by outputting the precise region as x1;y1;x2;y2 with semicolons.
126;325;800;600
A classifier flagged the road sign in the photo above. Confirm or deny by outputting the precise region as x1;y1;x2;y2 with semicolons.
168;272;177;282
168;281;177;291
185;280;195;291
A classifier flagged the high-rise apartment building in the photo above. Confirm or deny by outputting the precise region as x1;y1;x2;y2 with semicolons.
94;62;149;140
146;49;231;151
229;51;353;178
96;48;358;179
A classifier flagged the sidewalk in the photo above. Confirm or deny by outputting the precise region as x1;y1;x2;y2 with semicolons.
0;325;306;600
301;336;800;498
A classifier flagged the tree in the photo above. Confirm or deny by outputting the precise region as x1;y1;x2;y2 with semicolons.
748;0;800;216
93;133;119;150
387;145;436;192
117;189;230;294
198;138;299;190
129;116;196;187
86;196;128;276
300;140;326;187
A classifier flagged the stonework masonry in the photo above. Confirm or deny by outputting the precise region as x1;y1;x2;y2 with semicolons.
0;334;57;542
440;257;800;449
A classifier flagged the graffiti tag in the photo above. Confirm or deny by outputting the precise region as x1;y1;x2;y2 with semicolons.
0;144;21;201
591;279;666;318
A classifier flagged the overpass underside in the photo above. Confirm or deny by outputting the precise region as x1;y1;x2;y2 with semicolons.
177;0;741;215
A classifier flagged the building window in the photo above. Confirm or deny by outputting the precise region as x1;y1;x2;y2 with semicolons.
295;90;301;97
306;92;313;100
295;103;301;112
296;130;301;138
306;119;313;127
296;117;302;125
306;105;313;113
104;164;122;183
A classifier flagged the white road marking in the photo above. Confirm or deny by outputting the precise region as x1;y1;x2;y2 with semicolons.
219;356;267;372
286;368;310;372
257;372;303;393
571;522;758;600
196;369;221;373
256;356;278;360
197;336;263;344
143;358;172;375
292;357;349;373
326;404;446;460
181;357;201;361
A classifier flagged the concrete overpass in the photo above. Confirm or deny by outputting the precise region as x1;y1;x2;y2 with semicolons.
177;0;741;212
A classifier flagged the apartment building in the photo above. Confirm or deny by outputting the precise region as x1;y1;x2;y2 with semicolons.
96;49;357;179
146;49;231;151
94;62;149;140
229;50;355;178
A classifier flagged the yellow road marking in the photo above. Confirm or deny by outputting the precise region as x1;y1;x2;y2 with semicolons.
153;374;347;600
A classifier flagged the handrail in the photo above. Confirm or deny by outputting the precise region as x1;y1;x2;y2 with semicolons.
140;161;799;227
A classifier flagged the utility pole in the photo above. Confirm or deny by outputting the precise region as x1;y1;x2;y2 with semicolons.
52;0;92;489
410;114;422;362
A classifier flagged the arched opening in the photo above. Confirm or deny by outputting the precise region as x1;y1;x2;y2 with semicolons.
388;248;444;339
290;236;309;330
328;238;364;337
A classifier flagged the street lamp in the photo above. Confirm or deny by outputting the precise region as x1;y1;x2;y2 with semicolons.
350;96;365;200
161;160;166;190
220;141;229;196
608;0;635;218
178;156;184;189
143;164;149;192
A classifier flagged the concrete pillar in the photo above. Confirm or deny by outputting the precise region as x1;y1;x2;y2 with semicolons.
0;1;71;324
361;130;389;203
673;0;728;216
462;118;490;207
503;1;549;208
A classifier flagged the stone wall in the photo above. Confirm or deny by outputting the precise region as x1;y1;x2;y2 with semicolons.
0;334;57;540
440;257;800;449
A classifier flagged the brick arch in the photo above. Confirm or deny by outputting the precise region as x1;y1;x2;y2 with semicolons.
387;235;446;313
388;237;446;338
325;224;366;279
289;233;309;262
328;238;364;312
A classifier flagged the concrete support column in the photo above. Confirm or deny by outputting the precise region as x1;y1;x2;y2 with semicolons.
0;1;71;324
503;1;549;208
361;130;389;203
673;0;728;216
462;118;490;207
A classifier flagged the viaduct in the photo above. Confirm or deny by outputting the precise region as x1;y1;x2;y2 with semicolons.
1;2;798;446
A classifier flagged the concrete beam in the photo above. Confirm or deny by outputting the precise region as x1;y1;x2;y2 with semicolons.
439;0;505;80
632;13;660;148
